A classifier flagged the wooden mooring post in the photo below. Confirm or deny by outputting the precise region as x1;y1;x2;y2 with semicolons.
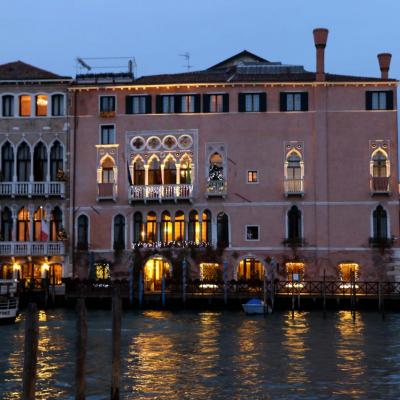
291;272;295;319
323;270;326;319
182;258;187;306
75;298;87;400
111;286;122;400
22;302;39;400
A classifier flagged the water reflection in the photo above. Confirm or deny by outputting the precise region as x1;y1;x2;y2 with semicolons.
334;311;365;399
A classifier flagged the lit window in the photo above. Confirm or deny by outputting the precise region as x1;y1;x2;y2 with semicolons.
100;96;116;113
19;95;31;116
200;263;220;281
36;95;48;116
247;170;258;183
237;258;263;280
100;125;115;144
286;262;305;281
339;263;359;282
95;263;110;280
208;94;225;113
246;225;259;241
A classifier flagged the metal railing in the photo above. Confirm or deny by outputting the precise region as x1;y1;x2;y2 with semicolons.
0;241;65;256
129;184;193;202
206;180;226;197
284;178;304;196
0;181;65;197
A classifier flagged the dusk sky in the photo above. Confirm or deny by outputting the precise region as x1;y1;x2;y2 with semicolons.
1;0;399;80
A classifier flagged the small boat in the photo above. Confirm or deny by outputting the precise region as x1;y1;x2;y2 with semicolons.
0;279;19;324
242;298;271;315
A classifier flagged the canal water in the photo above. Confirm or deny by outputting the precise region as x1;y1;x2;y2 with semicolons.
0;310;399;399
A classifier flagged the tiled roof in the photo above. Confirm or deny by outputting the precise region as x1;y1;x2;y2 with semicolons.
0;61;71;81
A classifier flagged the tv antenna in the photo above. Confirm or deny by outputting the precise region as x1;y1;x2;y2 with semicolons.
179;52;193;71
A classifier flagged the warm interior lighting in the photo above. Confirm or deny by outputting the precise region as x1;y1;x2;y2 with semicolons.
41;263;50;272
12;263;21;271
200;263;220;281
339;263;359;282
19;95;31;116
286;262;305;281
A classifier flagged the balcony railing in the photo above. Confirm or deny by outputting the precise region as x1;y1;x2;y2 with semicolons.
129;184;193;203
284;178;304;196
0;182;65;198
206;180;227;197
370;177;390;195
0;241;65;256
97;183;116;201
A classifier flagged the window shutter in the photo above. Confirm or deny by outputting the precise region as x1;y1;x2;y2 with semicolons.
125;96;133;114
280;93;287;111
156;95;163;113
174;95;182;113
203;94;210;113
365;91;372;110
194;94;201;113
222;94;229;112
259;93;267;112
145;95;152;114
386;91;394;110
238;93;245;112
301;92;308;111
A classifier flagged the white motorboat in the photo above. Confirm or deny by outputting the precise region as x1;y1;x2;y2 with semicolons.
0;279;19;324
242;298;271;315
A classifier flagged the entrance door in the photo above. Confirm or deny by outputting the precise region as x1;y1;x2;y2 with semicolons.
144;258;171;291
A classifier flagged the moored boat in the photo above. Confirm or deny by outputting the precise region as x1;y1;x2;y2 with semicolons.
0;279;19;324
242;298;271;315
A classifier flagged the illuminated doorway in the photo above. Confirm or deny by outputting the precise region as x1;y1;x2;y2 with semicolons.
237;258;264;281
144;257;171;292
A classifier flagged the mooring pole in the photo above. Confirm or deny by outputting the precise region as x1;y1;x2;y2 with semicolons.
22;303;39;400
378;281;382;313
111;285;122;400
161;274;166;307
182;258;187;306
138;270;143;307
129;266;134;307
75;298;87;400
223;259;228;306
351;270;356;322
291;271;295;319
323;269;326;319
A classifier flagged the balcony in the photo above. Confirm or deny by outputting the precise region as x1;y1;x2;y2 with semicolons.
370;177;390;195
129;184;193;203
0;182;65;198
97;183;116;201
284;178;304;197
0;241;65;256
206;180;227;198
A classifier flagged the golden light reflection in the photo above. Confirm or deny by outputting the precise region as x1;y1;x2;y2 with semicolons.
282;311;310;386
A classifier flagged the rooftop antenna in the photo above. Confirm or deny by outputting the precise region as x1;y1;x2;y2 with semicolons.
76;57;91;72
179;52;193;71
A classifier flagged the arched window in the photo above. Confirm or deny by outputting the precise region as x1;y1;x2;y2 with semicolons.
50;141;63;181
217;212;229;248
101;157;114;183
50;207;63;241
1;142;14;181
373;205;388;240
77;215;89;249
1;207;12;241
51;94;64;116
17;207;30;241
163;159;176;184
148;158;161;185
287;206;302;241
133;212;143;243
174;211;185;241
202;210;212;243
180;156;191;184
33;207;45;241
146;211;157;243
133;158;145;185
33;142;48;181
372;150;388;178
286;152;302;180
17;142;31;181
161;211;172;242
209;152;224;181
188;210;199;242
113;214;125;250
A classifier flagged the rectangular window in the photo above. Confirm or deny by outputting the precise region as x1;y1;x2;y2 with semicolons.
181;95;196;113
280;92;308;112
246;225;259;241
2;95;14;117
35;95;48;116
203;94;229;113
238;93;267;112
19;95;31;117
366;91;394;110
51;94;64;116
162;95;175;113
126;95;151;114
100;125;115;144
247;170;258;183
99;96;116;113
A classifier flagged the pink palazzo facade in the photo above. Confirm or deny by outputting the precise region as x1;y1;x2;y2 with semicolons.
69;28;399;283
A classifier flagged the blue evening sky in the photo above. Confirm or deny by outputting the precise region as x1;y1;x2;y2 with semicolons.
0;0;399;80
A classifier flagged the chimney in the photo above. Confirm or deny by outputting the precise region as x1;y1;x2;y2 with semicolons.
313;28;329;81
377;53;391;79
